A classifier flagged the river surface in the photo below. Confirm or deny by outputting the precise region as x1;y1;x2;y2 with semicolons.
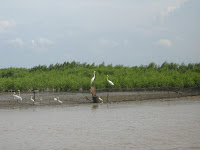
0;100;200;150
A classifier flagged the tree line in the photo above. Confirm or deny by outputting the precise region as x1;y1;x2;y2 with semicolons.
0;61;200;92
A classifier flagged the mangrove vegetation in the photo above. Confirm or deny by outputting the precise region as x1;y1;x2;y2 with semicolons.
0;61;200;92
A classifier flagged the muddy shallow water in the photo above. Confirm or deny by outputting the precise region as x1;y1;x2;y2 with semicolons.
1;99;200;150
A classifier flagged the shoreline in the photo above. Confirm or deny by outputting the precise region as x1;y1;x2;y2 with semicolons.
1;87;200;109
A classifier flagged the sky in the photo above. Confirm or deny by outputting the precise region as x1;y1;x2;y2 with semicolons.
0;0;200;68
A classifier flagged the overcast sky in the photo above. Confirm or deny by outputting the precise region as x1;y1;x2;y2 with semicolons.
0;0;199;68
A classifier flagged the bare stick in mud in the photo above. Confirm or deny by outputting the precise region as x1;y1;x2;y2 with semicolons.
107;91;109;103
33;91;36;103
86;96;91;101
91;86;98;103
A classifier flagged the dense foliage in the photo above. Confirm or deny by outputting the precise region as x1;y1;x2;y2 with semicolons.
0;61;200;92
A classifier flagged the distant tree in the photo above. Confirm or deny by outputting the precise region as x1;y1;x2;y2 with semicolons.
70;61;77;68
107;64;113;68
99;62;105;68
179;63;187;72
161;61;170;69
48;64;54;70
148;62;156;69
91;63;95;68
169;62;178;70
188;63;194;70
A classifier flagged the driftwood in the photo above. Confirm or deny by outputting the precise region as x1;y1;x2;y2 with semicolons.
91;86;96;97
91;86;102;103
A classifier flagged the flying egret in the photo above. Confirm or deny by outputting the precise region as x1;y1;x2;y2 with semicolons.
91;71;96;84
13;92;22;102
107;75;114;86
57;97;63;104
31;96;35;105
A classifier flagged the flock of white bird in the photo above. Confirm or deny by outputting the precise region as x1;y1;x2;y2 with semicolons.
13;90;22;102
13;90;62;105
54;97;63;103
12;71;114;105
91;71;114;86
91;71;114;103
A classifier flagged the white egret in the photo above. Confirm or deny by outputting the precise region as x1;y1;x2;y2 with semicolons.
99;96;103;103
91;71;96;84
57;97;63;104
13;92;16;99
107;75;114;86
18;90;22;97
31;96;35;105
107;75;114;103
40;97;42;104
17;90;22;101
54;97;58;101
13;92;22;102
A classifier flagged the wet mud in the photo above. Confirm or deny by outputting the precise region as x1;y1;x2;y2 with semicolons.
0;87;200;109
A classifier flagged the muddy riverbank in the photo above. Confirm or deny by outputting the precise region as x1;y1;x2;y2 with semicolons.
0;86;200;109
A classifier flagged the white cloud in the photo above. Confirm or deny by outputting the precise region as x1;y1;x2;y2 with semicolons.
5;37;54;51
160;0;189;17
31;40;36;47
7;38;24;47
0;20;15;32
156;39;172;47
111;41;120;48
30;38;54;49
99;38;109;46
176;35;184;41
38;38;54;46
66;30;74;37
123;40;129;46
30;38;54;53
99;38;120;48
161;6;177;16
66;30;79;37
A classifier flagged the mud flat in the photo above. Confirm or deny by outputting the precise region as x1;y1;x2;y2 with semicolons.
0;86;200;109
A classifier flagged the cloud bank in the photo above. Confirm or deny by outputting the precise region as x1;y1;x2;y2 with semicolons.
156;39;172;47
0;20;15;32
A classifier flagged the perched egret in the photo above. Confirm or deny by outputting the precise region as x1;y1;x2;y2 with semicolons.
13;92;22;102
107;75;114;86
31;96;35;105
91;71;96;84
54;97;58;101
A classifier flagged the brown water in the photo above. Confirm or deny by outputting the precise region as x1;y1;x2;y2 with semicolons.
1;100;200;150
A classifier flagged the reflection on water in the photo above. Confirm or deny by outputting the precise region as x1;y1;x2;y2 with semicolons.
1;100;200;150
92;103;99;110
